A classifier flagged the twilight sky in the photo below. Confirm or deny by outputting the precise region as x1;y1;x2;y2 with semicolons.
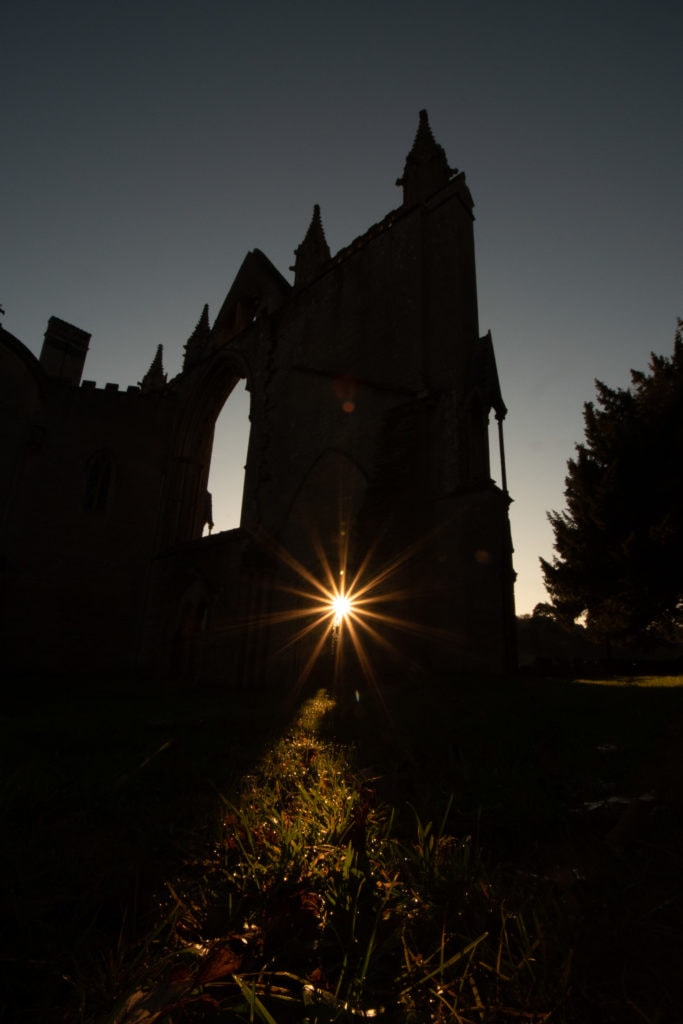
2;0;681;615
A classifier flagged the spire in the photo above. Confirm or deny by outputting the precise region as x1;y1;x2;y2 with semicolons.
290;204;331;288
396;110;457;206
183;303;211;371
139;343;167;392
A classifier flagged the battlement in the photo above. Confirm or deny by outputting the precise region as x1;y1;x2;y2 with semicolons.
81;380;142;393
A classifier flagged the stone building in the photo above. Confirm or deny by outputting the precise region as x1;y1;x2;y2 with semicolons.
0;112;516;684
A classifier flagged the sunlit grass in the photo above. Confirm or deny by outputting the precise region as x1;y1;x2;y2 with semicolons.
6;668;683;1020
575;674;683;688
103;689;571;1024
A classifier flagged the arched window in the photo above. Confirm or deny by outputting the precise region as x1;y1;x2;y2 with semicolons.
205;380;251;533
83;451;115;513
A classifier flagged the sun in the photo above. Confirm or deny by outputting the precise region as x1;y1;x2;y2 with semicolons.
243;520;444;694
331;592;352;625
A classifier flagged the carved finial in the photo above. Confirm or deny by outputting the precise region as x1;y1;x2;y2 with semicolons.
139;344;167;392
396;110;457;206
183;303;211;371
415;109;435;146
290;204;331;288
193;303;210;337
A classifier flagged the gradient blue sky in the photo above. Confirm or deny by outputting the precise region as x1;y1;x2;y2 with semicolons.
3;0;681;615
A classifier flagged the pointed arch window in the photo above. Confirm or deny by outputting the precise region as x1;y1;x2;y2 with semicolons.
83;450;115;513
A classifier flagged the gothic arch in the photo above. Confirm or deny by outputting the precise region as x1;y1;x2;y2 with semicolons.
161;345;256;546
281;448;369;571
176;345;253;460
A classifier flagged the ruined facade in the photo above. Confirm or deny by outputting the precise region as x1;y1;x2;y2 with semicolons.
0;113;516;683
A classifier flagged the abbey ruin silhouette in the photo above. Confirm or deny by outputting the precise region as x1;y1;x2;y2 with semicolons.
0;112;516;682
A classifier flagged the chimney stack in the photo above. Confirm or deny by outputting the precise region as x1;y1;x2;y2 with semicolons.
39;316;91;385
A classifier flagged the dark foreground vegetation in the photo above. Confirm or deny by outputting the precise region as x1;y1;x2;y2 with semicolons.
1;669;682;1022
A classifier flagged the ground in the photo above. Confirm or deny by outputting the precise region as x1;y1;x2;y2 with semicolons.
1;669;682;1021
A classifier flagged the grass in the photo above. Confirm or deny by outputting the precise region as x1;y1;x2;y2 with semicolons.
95;690;571;1023
1;669;683;1021
574;675;683;688
0;680;290;1022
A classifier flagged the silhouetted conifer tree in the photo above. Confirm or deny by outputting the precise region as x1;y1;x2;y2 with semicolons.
541;320;683;646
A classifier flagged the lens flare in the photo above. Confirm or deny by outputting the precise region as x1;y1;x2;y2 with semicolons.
331;592;352;624
237;513;460;698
